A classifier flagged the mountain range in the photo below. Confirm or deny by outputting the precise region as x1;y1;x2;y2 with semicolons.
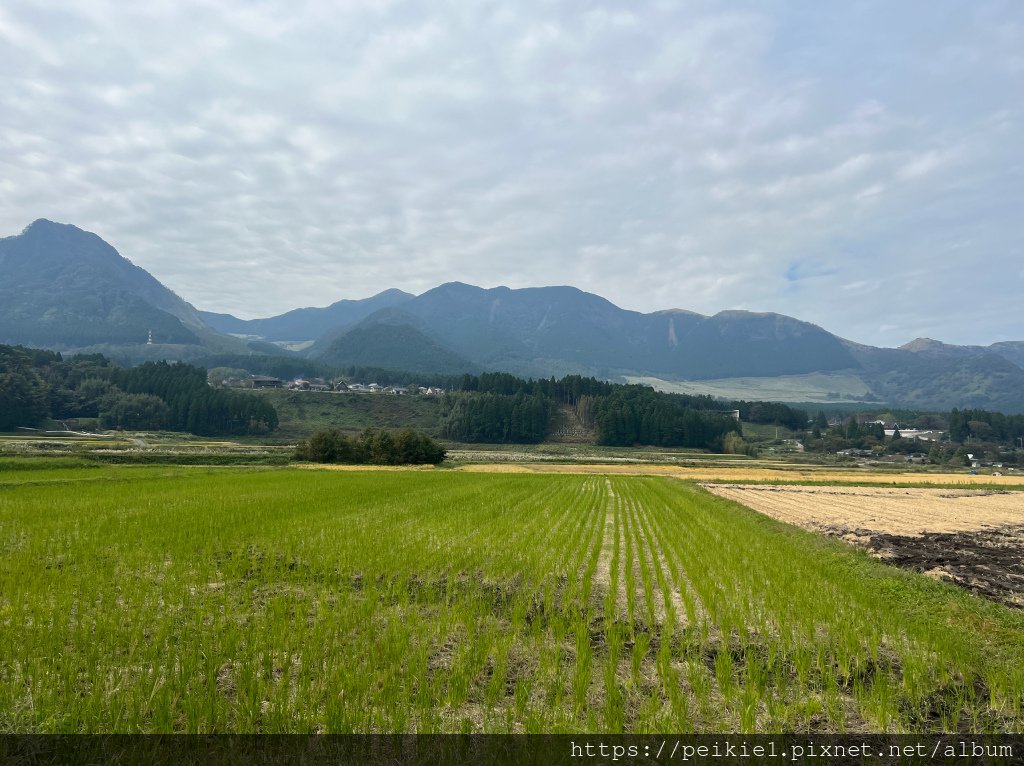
3;219;1023;412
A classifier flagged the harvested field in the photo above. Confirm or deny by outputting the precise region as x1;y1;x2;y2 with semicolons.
702;484;1024;536
458;462;1024;487
704;484;1024;609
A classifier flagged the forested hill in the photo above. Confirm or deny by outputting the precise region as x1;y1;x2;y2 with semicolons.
0;345;277;435
0;220;207;347
435;372;804;448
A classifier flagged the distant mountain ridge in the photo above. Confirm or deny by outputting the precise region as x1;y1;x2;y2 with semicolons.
2;219;1022;412
311;283;859;381
199;288;414;341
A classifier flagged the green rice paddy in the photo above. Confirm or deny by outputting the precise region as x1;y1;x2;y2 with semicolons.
0;465;1021;733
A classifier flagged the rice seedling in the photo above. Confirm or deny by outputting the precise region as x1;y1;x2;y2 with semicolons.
0;465;1021;733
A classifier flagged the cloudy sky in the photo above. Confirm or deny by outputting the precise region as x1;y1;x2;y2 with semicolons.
1;1;1021;346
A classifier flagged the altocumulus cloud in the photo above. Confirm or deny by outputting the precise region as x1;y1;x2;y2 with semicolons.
0;0;1021;346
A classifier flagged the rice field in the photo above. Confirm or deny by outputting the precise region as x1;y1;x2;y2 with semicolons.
1;465;1022;733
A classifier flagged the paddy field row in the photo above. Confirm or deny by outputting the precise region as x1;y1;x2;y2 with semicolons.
0;467;1022;733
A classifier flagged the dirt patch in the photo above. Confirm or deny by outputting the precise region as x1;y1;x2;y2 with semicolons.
863;526;1024;609
591;479;629;620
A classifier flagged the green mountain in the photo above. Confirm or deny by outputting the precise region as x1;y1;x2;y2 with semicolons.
303;284;1024;411
318;283;856;380
850;342;1024;412
0;220;204;348
989;341;1024;370
317;320;477;375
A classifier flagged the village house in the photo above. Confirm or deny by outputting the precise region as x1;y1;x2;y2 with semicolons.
251;375;283;389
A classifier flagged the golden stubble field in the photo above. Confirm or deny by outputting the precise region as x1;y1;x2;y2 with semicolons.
700;484;1024;536
455;461;1024;486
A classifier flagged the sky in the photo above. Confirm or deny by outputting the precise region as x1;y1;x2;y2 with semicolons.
1;1;1021;347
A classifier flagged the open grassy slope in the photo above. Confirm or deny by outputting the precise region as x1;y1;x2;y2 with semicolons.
248;389;444;439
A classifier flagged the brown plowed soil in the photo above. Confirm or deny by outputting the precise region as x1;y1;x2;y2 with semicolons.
867;526;1024;608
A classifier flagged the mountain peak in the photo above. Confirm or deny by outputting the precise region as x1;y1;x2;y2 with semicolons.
901;337;946;352
1;220;206;347
13;220;112;255
372;288;416;300
432;281;485;295
21;218;86;236
899;337;987;356
25;217;64;229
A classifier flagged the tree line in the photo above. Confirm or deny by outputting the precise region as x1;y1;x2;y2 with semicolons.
591;386;740;448
295;428;446;465
0;344;277;435
948;408;1024;444
441;392;553;443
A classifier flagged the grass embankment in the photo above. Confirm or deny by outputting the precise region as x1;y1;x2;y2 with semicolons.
1;466;1021;733
0;436;292;467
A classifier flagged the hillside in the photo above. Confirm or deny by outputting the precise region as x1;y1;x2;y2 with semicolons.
989;341;1024;370
851;344;1024;412
317;321;479;375
0;220;206;348
249;388;443;440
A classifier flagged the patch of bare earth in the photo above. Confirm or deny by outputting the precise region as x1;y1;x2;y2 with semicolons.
591;479;630;621
703;484;1024;608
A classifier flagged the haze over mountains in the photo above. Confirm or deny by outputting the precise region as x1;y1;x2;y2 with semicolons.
3;220;1023;412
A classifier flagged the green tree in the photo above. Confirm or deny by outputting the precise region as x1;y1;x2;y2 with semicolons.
98;393;170;430
0;346;50;430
